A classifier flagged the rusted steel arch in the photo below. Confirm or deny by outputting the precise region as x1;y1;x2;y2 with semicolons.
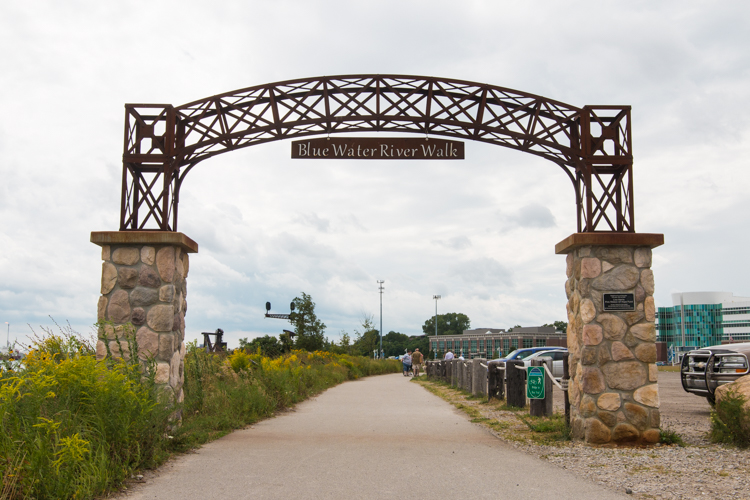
120;75;634;233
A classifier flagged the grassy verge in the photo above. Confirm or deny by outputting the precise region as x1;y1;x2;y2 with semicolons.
415;378;691;448
0;327;400;499
413;378;571;446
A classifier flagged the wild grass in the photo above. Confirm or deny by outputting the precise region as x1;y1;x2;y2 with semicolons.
709;389;750;448
517;413;571;444
658;426;686;447
0;326;400;499
174;345;401;451
0;323;170;500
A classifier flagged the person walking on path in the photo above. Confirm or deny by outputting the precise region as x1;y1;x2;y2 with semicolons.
402;350;412;376
444;350;454;360
412;348;424;377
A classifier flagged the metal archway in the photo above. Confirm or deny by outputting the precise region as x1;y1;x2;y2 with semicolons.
120;75;633;233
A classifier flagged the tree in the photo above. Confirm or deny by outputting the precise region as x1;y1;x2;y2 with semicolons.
240;335;282;357
290;292;327;352
382;331;409;357
421;313;471;337
351;314;380;357
542;321;568;332
339;331;352;354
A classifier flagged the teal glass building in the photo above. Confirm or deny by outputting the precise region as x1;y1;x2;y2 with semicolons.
657;292;750;352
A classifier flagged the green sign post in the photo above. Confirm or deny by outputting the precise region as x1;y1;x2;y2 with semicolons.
527;366;545;399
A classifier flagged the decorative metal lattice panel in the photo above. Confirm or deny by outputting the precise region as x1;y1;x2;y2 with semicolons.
120;75;634;232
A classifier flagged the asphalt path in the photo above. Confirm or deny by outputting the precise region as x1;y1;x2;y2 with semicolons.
114;374;628;500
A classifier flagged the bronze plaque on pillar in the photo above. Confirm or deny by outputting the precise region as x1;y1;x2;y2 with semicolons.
291;137;464;160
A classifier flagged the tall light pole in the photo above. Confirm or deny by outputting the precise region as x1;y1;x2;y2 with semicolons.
378;280;385;359
433;295;441;359
4;322;8;350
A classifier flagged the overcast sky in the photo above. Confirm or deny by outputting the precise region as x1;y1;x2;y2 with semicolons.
1;1;749;349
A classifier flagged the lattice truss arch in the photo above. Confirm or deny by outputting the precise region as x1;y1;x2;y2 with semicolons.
121;75;634;232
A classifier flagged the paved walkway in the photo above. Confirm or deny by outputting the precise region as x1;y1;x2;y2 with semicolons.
115;374;627;499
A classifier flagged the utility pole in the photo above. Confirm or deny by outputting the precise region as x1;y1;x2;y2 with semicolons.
378;281;385;359
433;295;441;359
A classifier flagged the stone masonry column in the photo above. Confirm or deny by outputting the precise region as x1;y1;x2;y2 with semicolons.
556;233;664;445
91;231;198;404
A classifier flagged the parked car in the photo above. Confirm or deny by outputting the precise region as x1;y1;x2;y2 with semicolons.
680;342;750;404
521;349;569;379
494;346;565;362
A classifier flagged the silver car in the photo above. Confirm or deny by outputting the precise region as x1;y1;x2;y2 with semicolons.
521;349;568;379
680;342;750;404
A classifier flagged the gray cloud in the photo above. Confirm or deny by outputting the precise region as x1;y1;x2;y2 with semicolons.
453;258;513;288
432;236;472;250
293;212;331;233
499;203;557;230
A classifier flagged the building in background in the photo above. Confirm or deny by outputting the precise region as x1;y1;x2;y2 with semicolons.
430;326;566;359
657;292;750;361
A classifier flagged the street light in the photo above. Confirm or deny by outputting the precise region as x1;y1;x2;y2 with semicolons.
378;281;385;359
433;295;441;359
4;322;8;350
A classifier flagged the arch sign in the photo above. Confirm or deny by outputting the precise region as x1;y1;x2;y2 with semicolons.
94;75;664;445
291;137;464;160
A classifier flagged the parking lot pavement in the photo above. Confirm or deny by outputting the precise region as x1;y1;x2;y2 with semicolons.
657;370;713;444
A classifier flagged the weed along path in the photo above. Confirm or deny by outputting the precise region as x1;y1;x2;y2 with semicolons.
113;373;627;500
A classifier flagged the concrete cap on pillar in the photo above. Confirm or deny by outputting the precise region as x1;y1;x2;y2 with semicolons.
555;233;664;255
90;231;199;253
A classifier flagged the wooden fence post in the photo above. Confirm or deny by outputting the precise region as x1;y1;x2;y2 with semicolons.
471;358;482;396
529;359;553;417
497;363;505;400
505;360;525;408
487;360;500;401
563;356;570;429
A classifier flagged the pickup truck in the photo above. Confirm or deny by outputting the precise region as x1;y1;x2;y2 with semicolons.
680;342;750;404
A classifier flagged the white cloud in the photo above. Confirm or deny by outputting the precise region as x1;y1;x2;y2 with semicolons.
1;1;749;346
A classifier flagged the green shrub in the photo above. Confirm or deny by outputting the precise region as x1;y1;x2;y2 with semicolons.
710;389;750;448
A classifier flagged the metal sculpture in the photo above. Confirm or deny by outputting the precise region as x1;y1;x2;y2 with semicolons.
121;75;633;233
202;328;226;353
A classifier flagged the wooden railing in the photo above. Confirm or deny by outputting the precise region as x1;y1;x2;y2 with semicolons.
425;357;570;422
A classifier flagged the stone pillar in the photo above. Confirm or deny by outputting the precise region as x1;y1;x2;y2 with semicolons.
91;231;198;404
556;233;663;445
